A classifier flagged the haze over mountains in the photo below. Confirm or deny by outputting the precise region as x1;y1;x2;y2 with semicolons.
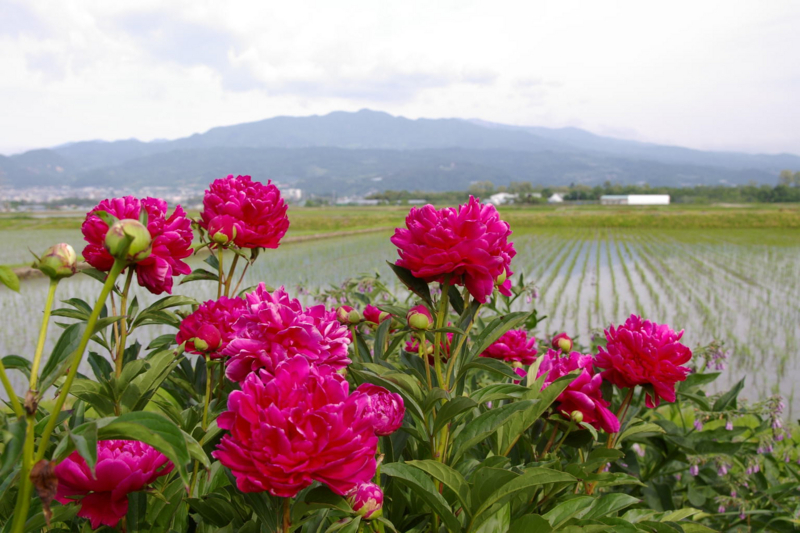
1;110;797;196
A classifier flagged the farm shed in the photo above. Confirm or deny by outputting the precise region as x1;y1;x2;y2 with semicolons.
600;194;670;205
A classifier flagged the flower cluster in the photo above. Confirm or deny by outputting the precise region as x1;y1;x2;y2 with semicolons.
480;329;538;365
55;440;173;528
596;314;692;407
223;284;352;382
82;196;193;294
200;175;289;249
391;196;516;303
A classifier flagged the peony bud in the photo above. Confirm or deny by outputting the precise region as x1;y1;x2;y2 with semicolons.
495;270;507;286
337;305;362;325
407;305;432;331
347;482;383;520
208;215;239;246
570;410;584;423
33;243;77;280
192;324;222;352
551;332;573;352
104;219;152;262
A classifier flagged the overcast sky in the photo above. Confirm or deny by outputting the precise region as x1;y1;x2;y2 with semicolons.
1;0;799;156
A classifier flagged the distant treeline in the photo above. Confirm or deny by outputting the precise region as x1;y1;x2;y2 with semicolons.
368;175;800;204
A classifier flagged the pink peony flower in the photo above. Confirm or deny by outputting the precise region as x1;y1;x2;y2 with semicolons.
390;196;516;303
347;481;384;519
596;315;692;407
176;296;247;358
480;329;538;365
224;284;351;382
355;383;405;436
537;349;620;434
214;357;378;497
55;440;173;529
82;196;193;294
363;305;391;325
551;332;573;352
200;175;289;249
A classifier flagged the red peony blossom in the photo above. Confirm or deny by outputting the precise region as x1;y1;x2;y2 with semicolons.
55;440;173;529
390;196;516;303
480;329;538;365
347;481;384;519
176;296;247;358
214;357;378;497
537;349;620;434
200;175;289;249
363;305;391;325
355;383;405;436
82;196;193;295
596;315;692;408
224;284;351;382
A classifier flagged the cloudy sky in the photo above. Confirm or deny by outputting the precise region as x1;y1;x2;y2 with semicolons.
1;0;799;155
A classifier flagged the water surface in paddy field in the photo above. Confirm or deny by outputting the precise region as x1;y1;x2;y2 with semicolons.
1;228;798;416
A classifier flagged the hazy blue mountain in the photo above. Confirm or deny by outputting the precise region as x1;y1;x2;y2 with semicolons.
1;109;794;193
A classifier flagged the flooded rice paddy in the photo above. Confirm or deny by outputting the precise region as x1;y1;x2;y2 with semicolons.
1;227;798;415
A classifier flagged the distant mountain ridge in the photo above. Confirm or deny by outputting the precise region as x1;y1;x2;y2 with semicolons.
0;109;795;194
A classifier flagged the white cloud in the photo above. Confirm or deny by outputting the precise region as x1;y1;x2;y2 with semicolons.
0;0;799;154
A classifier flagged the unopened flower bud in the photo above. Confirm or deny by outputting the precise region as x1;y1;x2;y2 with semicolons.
495;270;507;286
570;410;584;423
105;219;152;262
407;305;432;331
551;332;573;352
347;482;383;520
33;243;77;280
192;324;222;352
336;305;361;325
208;215;239;246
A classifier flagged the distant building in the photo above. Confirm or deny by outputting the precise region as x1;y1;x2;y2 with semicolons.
600;194;670;205
548;193;565;203
486;192;518;206
283;188;303;202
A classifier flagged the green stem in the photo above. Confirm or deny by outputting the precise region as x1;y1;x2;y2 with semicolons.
0;357;23;418
217;247;225;299
10;279;60;533
444;300;480;391
552;420;576;454
541;422;560;456
202;355;212;431
281;497;292;533
35;259;126;463
231;259;251;297
224;253;239;297
432;276;451;388
350;325;361;362
29;279;58;391
115;268;135;380
419;333;432;391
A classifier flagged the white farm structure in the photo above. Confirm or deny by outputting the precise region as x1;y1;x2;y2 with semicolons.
600;194;670;205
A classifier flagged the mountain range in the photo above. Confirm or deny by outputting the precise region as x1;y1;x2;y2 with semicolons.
1;109;797;195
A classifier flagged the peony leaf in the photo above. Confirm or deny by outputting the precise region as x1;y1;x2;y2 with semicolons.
386;261;433;307
712;377;745;412
406;459;472;517
431;396;477;437
381;463;461;532
582;493;641;520
180;268;220;284
450;400;539;465
509;515;553;533
0;265;20;292
0;418;25;478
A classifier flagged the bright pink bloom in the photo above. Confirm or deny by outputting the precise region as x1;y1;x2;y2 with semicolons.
224;284;351;382
82;196;193;294
176;296;247;358
551;332;573;352
200;175;289;249
513;366;527;384
390;196;516;303
214;357;378;497
55;440;173;529
355;383;405;436
363;305;391;325
538;349;620;434
481;329;538;365
596;315;692;407
347;481;384;519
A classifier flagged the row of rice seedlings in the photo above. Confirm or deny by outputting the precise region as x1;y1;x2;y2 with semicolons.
605;235;620;320
619;236;665;317
548;239;590;331
611;233;646;317
536;234;584;310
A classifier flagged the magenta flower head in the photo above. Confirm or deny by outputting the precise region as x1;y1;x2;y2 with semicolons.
54;440;173;529
347;481;384;520
82;196;193;295
200;175;289;249
595;315;692;407
551;333;573;352
355;383;405;436
481;329;538;365
363;305;391;325
214;357;378;497
223;284;351;382
390;196;516;303
406;305;433;331
176;296;247;358
537;349;620;434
